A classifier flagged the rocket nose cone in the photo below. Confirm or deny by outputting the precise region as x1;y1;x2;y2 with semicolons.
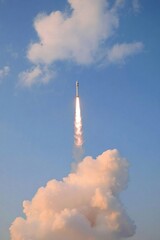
76;81;79;97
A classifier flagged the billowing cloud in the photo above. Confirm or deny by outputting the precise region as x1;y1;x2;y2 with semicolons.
19;0;143;87
107;42;143;63
27;0;119;65
0;66;10;80
10;149;136;240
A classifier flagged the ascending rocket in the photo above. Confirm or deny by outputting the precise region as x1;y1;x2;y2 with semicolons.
76;81;79;97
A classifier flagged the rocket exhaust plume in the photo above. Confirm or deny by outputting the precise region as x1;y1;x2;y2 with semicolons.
74;81;83;161
10;149;136;240
10;82;136;240
74;96;83;147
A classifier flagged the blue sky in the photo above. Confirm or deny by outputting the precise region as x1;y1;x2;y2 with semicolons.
0;0;160;239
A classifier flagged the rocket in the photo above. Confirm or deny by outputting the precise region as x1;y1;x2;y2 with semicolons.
76;81;79;97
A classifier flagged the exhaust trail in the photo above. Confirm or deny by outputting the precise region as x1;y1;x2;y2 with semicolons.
74;96;83;147
74;81;83;161
10;82;136;240
10;149;136;240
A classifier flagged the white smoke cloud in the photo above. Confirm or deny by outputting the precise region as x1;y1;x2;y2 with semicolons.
107;42;144;64
10;149;136;240
19;0;143;87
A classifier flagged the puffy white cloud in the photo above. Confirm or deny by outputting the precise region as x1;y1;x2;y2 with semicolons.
20;0;144;86
107;42;143;63
27;0;119;65
10;149;136;240
0;66;10;80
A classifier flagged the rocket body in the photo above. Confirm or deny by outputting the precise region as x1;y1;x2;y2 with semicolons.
76;81;79;97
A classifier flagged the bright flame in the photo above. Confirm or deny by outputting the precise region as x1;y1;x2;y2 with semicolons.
74;96;83;147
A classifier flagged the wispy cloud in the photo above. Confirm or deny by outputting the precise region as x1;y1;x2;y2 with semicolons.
6;45;19;59
0;66;10;81
18;65;54;88
107;42;143;64
114;0;125;8
132;0;141;13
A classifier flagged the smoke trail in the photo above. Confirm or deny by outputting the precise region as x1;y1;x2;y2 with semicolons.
10;149;136;240
74;97;83;147
74;96;83;161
